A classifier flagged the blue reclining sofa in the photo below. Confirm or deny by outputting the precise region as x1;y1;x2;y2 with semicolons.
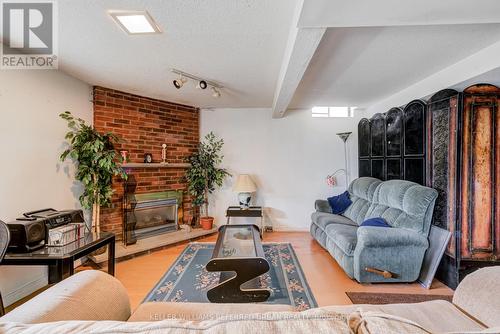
311;177;438;283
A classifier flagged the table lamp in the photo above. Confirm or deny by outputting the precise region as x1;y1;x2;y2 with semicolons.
233;174;257;209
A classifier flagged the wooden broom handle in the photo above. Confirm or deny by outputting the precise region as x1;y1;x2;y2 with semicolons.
365;267;394;278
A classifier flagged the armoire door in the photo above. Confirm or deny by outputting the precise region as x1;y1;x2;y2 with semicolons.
460;84;500;260
371;114;385;158
370;114;385;180
404;100;426;185
358;118;372;177
385;108;403;157
371;159;384;180
386;159;402;180
385;108;403;180
427;89;461;257
358;118;371;158
359;159;371;177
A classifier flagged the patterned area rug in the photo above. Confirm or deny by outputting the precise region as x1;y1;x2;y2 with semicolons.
143;242;317;310
346;291;453;305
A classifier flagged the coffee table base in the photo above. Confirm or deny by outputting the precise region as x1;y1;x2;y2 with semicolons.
206;257;271;303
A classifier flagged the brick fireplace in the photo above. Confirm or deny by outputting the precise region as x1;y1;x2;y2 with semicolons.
93;86;199;240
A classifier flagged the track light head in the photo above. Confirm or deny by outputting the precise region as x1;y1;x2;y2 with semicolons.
173;79;183;89
197;80;208;90
173;75;187;89
211;87;221;98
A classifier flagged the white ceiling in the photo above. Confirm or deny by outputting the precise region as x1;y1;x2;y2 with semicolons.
289;24;500;109
4;1;500;112
57;0;297;108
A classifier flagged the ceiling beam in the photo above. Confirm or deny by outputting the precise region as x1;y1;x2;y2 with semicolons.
272;27;325;118
298;0;500;28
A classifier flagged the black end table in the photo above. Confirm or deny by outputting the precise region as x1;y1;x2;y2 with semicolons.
226;206;264;237
3;232;115;284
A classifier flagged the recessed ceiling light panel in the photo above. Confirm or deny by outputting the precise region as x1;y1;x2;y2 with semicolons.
109;10;161;35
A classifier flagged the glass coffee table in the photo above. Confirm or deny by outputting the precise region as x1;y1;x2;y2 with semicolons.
206;224;271;303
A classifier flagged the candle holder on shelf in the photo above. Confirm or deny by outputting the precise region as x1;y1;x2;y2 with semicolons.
161;144;167;164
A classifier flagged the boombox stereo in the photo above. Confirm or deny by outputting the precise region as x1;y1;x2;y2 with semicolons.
6;220;46;253
6;208;85;253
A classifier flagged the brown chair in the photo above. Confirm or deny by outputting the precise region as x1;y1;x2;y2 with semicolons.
0;220;10;316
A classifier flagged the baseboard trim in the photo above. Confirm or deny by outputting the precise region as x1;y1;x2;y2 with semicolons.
3;272;48;307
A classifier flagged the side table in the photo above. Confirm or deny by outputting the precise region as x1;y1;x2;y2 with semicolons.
3;232;115;284
226;206;264;237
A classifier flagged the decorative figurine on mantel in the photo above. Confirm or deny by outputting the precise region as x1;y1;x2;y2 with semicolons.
162;143;167;164
120;150;129;163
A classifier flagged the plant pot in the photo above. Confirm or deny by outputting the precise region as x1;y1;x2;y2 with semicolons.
200;216;214;230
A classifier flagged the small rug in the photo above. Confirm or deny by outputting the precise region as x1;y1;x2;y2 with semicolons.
143;242;317;310
346;291;453;305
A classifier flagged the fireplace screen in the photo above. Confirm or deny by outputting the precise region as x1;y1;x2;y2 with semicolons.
123;176;182;245
133;198;178;235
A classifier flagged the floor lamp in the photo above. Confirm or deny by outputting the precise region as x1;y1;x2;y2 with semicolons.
326;132;352;190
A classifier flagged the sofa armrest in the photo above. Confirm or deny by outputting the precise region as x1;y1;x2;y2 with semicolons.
0;270;131;324
357;227;428;248
354;227;429;282
315;200;332;213
453;266;500;328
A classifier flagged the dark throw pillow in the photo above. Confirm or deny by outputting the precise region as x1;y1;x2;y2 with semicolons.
360;217;391;228
327;191;352;215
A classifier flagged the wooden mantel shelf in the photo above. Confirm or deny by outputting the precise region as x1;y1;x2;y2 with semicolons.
121;162;190;168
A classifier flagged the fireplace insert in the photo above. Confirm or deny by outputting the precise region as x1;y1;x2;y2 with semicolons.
123;176;182;245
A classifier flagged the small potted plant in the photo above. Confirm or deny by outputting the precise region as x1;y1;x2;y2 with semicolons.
60;111;127;235
185;132;230;229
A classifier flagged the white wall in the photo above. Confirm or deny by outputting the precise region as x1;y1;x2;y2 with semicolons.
200;108;362;231
0;70;92;306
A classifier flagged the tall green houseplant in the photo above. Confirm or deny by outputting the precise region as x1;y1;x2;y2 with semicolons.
60;111;127;233
186;132;230;227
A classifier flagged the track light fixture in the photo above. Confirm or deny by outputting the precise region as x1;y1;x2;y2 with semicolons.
170;69;223;97
173;75;187;89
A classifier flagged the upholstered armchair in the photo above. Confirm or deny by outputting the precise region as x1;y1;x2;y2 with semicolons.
311;177;438;283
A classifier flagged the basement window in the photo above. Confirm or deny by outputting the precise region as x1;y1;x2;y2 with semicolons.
312;106;355;118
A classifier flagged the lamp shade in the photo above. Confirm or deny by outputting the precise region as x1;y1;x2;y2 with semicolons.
233;174;257;193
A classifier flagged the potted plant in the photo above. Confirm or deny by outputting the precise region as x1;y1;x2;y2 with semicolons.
185;132;230;229
60;111;127;235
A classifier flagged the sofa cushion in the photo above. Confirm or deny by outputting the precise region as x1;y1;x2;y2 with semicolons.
0;308;446;334
129;302;294;321
343;177;382;225
325;223;358;256
365;179;438;234
0;310;354;334
324;300;485;333
311;212;357;231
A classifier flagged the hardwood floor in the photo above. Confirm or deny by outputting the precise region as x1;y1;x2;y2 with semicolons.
6;231;453;313
112;231;453;311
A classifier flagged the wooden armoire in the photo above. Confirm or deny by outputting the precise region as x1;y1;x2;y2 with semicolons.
428;84;500;288
359;83;500;288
